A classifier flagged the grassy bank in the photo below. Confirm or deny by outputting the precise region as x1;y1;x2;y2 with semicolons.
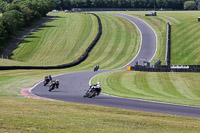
10;12;98;66
1;97;200;132
92;70;200;107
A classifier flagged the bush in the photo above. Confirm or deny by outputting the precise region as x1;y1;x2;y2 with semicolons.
184;1;197;10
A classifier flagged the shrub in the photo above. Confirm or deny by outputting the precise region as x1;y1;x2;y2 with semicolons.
184;1;197;10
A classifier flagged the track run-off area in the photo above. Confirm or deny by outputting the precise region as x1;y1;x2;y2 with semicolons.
29;13;200;118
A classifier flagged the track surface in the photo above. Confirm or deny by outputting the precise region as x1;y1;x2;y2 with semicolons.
31;14;200;118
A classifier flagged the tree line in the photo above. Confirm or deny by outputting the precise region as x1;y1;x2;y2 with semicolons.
59;0;200;10
0;0;60;52
0;0;200;52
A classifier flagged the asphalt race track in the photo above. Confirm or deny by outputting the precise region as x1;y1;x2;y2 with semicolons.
31;14;200;118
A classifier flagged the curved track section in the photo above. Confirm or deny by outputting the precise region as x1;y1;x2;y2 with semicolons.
31;14;200;118
115;14;157;68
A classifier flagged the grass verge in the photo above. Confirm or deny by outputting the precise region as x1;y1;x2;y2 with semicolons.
92;70;200;107
1;97;200;132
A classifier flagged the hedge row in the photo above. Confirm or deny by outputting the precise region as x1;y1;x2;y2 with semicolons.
165;22;171;66
0;13;102;70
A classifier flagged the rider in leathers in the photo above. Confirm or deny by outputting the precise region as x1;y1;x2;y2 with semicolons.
90;82;101;96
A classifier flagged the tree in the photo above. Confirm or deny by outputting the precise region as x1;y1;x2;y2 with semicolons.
60;0;72;9
0;18;8;43
2;10;24;35
2;0;13;3
196;0;200;10
184;1;197;10
0;0;10;12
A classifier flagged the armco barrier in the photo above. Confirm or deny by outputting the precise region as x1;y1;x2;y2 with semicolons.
0;13;102;70
129;65;200;72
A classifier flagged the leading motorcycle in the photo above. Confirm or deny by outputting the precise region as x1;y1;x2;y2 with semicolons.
49;81;56;91
83;83;101;98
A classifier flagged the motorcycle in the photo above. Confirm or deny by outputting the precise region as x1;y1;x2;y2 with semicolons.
94;65;99;72
49;81;56;91
83;85;101;98
44;77;51;86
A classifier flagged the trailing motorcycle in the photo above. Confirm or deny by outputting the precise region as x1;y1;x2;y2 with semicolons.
44;75;52;86
44;79;50;86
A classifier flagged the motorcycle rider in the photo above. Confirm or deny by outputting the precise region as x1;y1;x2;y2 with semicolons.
49;80;56;91
55;79;59;88
90;82;101;96
44;74;52;86
94;65;99;72
49;79;59;90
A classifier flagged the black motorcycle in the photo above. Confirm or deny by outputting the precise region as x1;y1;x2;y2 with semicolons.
94;65;99;72
44;77;51;86
83;85;101;98
49;81;56;91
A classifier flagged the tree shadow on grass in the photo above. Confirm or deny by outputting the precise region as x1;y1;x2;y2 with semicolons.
25;35;38;39
20;39;32;43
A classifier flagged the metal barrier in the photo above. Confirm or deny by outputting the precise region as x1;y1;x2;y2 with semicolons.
128;65;200;72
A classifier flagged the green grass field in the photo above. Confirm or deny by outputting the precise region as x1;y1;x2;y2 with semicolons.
1;97;200;132
0;11;200;132
92;70;200;107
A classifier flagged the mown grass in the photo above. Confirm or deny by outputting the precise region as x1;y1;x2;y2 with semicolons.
92;70;200;107
0;58;28;66
10;12;98;66
168;11;200;65
74;13;140;70
1;97;200;133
